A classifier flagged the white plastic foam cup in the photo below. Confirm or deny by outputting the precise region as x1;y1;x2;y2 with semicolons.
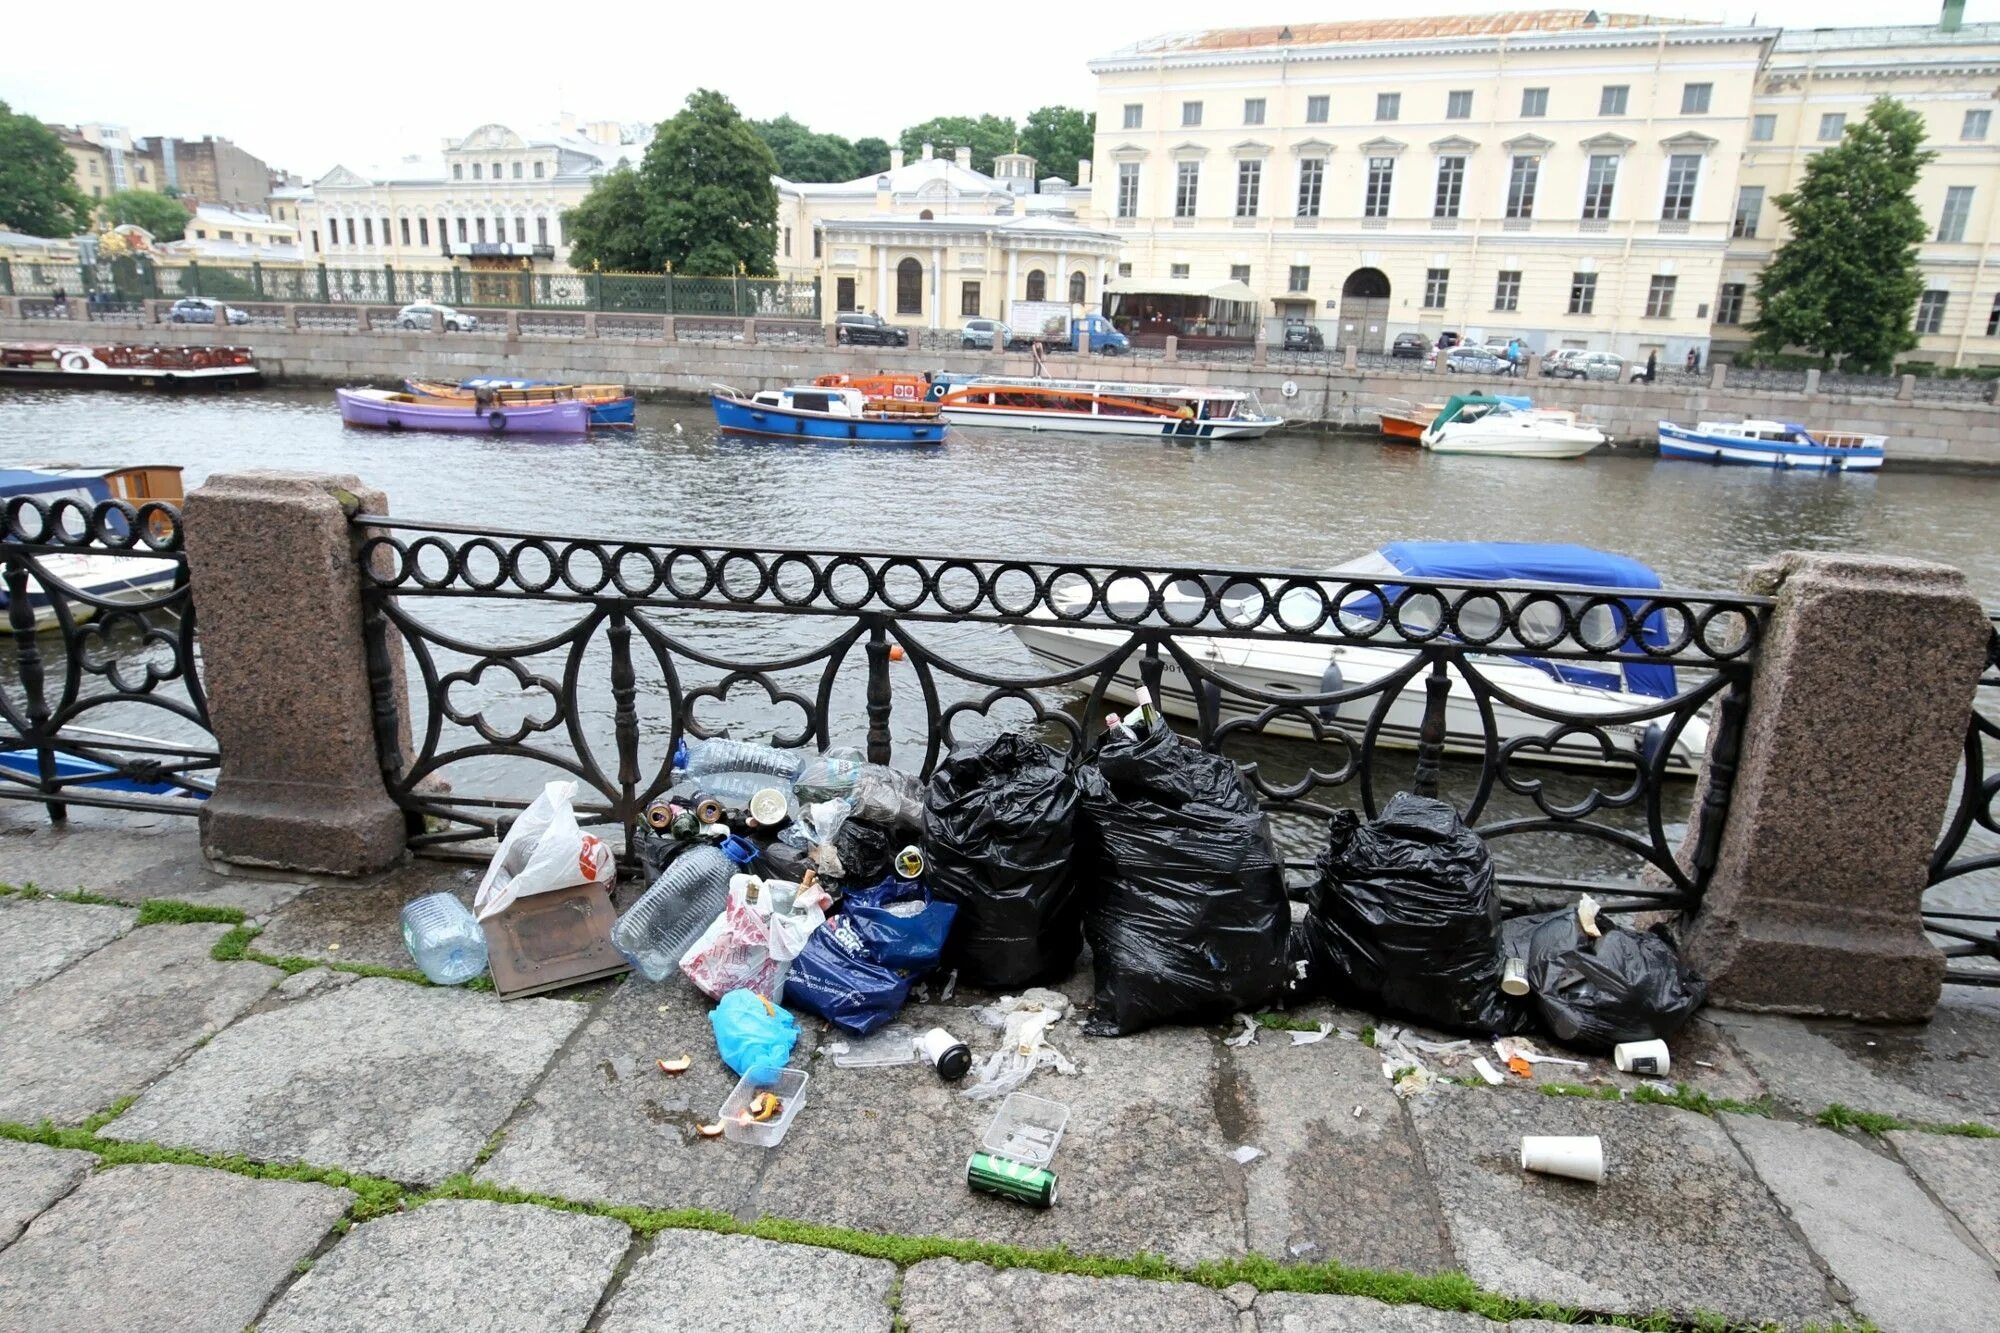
1612;1039;1671;1077
1520;1135;1605;1184
1500;956;1530;997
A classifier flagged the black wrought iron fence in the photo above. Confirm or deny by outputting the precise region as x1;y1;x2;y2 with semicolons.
0;498;217;819
1926;618;2000;986
352;516;1767;915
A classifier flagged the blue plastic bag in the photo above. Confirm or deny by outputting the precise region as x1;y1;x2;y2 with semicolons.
709;987;799;1084
783;919;912;1035
844;875;958;971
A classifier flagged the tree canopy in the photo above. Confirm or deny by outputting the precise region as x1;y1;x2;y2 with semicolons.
1750;96;1935;372
896;115;1018;176
1019;106;1096;180
100;189;191;242
0;102;92;238
559;168;653;272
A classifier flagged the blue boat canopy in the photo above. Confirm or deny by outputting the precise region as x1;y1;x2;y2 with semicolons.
0;468;112;505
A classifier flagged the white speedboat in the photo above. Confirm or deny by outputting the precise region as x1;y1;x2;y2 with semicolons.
0;466;186;631
1420;394;1606;459
1011;542;1708;775
928;374;1283;440
1657;419;1884;471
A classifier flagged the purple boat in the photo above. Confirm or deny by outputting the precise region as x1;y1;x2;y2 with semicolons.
335;387;590;434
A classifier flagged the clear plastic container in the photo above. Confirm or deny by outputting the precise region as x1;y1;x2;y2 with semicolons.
981;1092;1070;1167
830;1024;918;1069
677;738;802;780
399;893;488;985
682;770;797;814
794;747;866;802
611;835;759;981
719;1066;810;1147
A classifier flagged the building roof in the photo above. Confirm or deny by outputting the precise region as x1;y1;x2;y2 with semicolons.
314;119;647;190
781;154;1011;199
192;203;281;227
1770;21;2000;52
818;211;1121;246
1102;11;1697;58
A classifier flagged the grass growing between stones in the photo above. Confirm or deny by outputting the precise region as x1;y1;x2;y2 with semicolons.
1253;1012;1326;1033
208;921;494;991
134;899;249;927
0;881;134;908
1815;1103;2000;1139
1538;1082;1776;1118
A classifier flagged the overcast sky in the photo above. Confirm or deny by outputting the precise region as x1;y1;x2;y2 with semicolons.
4;0;1986;179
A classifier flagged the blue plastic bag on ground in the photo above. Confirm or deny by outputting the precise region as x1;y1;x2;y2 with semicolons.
782;918;912;1035
844;875;958;971
709;987;799;1084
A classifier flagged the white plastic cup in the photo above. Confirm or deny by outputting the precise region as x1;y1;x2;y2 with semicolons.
1520;1135;1605;1184
1500;956;1530;997
1613;1039;1671;1076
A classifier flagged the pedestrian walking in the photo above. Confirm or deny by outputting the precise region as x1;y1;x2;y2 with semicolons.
1645;350;1658;384
1685;348;1700;375
50;286;67;318
1031;338;1046;378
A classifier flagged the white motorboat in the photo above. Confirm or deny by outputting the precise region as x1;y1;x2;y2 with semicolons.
1656;419;1885;471
1010;542;1709;776
927;374;1284;440
0;465;185;631
1419;394;1606;459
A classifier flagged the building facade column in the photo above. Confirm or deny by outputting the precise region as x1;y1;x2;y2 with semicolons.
1007;249;1019;309
1058;250;1070;304
931;245;943;329
877;246;889;318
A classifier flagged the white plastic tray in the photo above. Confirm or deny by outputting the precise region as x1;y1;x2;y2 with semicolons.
981;1092;1069;1167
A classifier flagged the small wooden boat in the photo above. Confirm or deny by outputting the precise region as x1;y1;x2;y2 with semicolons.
1378;401;1441;443
0;342;259;390
812;372;940;416
404;377;635;428
711;384;944;444
928;374;1283;439
1657;419;1885;471
337;387;590;434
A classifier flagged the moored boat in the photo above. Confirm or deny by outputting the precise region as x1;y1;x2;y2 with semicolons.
928;374;1283;439
812;372;940;416
1377;399;1442;443
0;342;259;390
711;384;945;444
1656;419;1884;471
404;377;635;428
1420;394;1604;459
336;387;590;434
0;465;185;631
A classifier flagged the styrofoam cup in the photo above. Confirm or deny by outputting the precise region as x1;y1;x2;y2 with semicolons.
1520;1135;1604;1184
1613;1039;1671;1076
1500;956;1530;996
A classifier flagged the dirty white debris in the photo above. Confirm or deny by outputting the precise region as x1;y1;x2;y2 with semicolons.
1335;1028;1360;1042
1351;1105;1364;1119
1472;1057;1505;1086
1409;1037;1471;1056
1494;1036;1586;1068
939;970;958;1002
1694;1059;1715;1068
1290;1023;1335;1046
1576;893;1603;939
1393;1066;1437;1099
1642;1079;1677;1095
962;995;1077;1102
1223;1014;1260;1049
1289;1241;1319;1257
1231;1145;1265;1165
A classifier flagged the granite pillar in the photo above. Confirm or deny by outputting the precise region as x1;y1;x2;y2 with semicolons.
1802;367;1820;397
1685;552;1990;1020
1164;335;1178;364
1710;361;1728;390
1343;344;1359;372
185;472;406;875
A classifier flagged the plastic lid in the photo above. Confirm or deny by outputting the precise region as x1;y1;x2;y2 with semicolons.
719;834;759;865
672;738;689;771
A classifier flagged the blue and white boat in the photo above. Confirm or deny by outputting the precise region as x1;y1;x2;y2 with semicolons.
710;385;945;445
0;467;183;631
1657;419;1884;471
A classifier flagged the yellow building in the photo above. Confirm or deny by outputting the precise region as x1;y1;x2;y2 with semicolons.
46;124;159;202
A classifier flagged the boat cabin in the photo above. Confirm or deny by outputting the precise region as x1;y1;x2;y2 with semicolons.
1426;393;1533;432
1695;420;1867;450
933;375;1265;421
748;386;871;418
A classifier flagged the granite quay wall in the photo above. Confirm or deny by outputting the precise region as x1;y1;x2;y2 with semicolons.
5;302;2000;469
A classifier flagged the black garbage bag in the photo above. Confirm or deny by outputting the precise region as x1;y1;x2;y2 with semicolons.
1289;792;1524;1035
1077;723;1289;1036
822;814;895;891
923;731;1083;989
1501;908;1707;1051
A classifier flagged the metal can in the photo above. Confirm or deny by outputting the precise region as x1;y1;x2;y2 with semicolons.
694;796;725;826
966;1152;1058;1208
894;844;925;879
644;800;678;831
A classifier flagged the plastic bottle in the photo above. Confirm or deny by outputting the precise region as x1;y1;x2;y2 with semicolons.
675;738;802;780
794;747;866;801
612;834;760;981
399;893;489;985
686;770;797;810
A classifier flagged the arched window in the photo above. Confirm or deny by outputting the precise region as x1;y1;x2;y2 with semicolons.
896;257;923;315
1069;270;1087;304
919;209;934;220
1026;269;1046;301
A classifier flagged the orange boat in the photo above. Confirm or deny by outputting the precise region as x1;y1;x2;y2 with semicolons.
1378;402;1441;443
813;372;940;416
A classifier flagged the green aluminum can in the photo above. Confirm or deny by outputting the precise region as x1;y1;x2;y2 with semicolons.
966;1152;1058;1208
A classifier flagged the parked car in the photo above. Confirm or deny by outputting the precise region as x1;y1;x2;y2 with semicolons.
167;297;248;326
1435;330;1462;350
1547;351;1626;382
1390;332;1431;359
1444;345;1512;376
397;301;478;332
835;312;908;347
961;318;1013;350
1542;349;1587;377
1281;321;1325;352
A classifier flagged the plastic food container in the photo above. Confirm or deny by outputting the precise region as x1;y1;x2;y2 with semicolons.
719;1067;810;1148
831;1024;918;1069
981;1092;1069;1167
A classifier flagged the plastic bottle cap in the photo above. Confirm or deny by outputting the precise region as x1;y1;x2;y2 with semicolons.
673;739;689;770
719;834;759;865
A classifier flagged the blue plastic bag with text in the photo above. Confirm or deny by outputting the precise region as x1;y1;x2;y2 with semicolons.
782;917;912;1035
843;874;958;972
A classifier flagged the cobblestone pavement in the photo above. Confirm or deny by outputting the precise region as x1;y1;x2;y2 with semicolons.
2;821;1999;1331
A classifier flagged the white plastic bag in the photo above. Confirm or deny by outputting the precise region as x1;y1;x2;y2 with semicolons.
678;874;830;999
473;781;614;921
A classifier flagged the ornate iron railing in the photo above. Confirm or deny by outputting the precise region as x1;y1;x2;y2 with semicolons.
1926;617;2000;986
353;516;1768;915
0;498;217;819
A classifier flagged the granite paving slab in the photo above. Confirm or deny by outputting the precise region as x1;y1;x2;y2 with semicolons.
0;1139;95;1248
0;894;134;998
476;976;778;1214
0;922;280;1125
753;1003;1246;1266
1708;1008;1982;1124
0;1163;349;1333
253;862;479;969
0;823;308;915
101;977;587;1183
1887;1130;2000;1265
260;1199;629;1333
1798;995;2000;1122
1727;1115;2000;1333
1253;1291;1579;1332
595;1230;895;1333
1408;1091;1840;1324
899;1258;1238;1333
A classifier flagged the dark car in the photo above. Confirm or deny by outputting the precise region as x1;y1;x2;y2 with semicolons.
1281;321;1324;351
1435;330;1462;351
835;312;908;347
1391;332;1431;359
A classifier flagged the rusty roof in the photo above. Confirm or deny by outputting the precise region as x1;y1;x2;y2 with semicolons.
1124;12;1702;56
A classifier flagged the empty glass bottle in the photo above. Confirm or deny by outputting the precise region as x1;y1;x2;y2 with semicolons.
612;834;760;981
399;893;489;985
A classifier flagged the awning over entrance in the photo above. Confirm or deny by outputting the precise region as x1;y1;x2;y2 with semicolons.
1103;277;1259;303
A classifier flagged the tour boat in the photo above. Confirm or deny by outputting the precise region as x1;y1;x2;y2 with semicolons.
1656;419;1885;471
812;372;940;416
336;387;590;434
0;342;259;390
927;374;1283;440
1377;400;1441;444
404;377;635;428
0;466;185;631
1010;541;1708;776
1419;395;1606;459
710;384;945;444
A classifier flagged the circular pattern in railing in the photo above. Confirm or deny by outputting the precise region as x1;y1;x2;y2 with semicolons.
2;496;185;552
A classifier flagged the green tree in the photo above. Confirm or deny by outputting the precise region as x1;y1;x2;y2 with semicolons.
100;189;192;242
754;115;867;182
897;115;1016;175
1018;106;1096;180
645;89;779;275
561;167;654;271
1750;96;1935;372
851;136;893;177
0;101;92;238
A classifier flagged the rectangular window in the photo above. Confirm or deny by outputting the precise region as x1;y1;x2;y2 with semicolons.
1364;157;1394;218
1175;161;1199;218
491;162;501;179
1306;95;1329;124
345;218;355;245
1521;87;1549;118
1116;162;1140;218
1716;283;1746;325
1118;262;1132;277
1988;294;2000;336
1170;262;1190;279
311;230;319;254
812;231;821;258
1446;90;1473;120
453;163;463;180
1583;154;1619;219
961;281;981;316
1296;158;1325;216
1230;264;1251;283
1681;82;1712;115
1661;154;1700;221
836;276;856;312
1506;155;1540;219
516;217;527;242
418;217;429;246
400;217;410;246
1434;155;1465;217
327;223;339;249
512;162;522;179
1288;265;1310;293
1182;101;1203;127
1243;98;1265;126
1494;270;1521;311
1732;185;1764;238
475;217;486;243
1568;272;1597;314
456;217;467;242
782;226;790;256
1423;267;1449;309
1965;109;1991;142
1376;92;1400;122
362;218;372;245
1819;113;1846;142
534;161;545;179
1916;289;1949;335
535;217;546;245
1940;186;1975;243
1235;160;1261;217
471;163;481;180
1645;274;1677;318
1123;104;1142;130
1600;85;1629;116
1751;114;1777;142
